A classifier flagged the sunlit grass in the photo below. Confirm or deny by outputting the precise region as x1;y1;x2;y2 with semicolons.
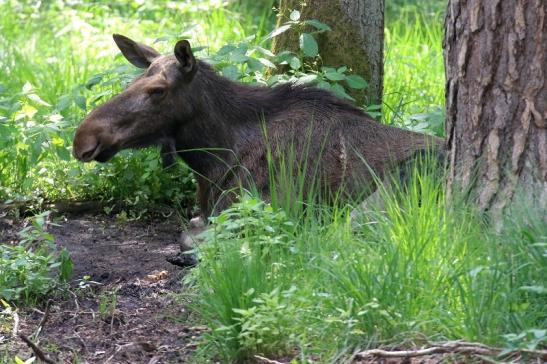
190;158;547;362
383;7;445;128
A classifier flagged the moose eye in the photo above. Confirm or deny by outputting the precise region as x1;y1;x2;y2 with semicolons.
148;88;166;99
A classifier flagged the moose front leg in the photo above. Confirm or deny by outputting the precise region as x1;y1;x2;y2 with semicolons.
160;140;178;169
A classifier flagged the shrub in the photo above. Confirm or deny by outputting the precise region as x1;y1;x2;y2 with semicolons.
0;212;73;305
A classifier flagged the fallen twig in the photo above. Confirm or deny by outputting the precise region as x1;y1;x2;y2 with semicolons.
33;299;52;339
19;333;56;364
254;355;288;364
12;310;19;338
0;200;105;217
355;341;547;362
104;341;157;363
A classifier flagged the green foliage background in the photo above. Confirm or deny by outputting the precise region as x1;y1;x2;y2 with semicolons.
0;0;444;207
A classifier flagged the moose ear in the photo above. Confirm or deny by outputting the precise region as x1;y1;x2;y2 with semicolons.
113;34;160;69
174;40;197;75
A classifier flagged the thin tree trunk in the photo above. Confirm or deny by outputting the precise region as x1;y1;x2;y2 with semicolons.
272;0;384;105
444;0;546;222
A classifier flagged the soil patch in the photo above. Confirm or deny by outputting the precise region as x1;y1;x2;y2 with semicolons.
1;212;202;363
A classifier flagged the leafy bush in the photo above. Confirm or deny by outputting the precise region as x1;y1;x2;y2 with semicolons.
190;195;308;361
207;12;368;102
0;212;73;304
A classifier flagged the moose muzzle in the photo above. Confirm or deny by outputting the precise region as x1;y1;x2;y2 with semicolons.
73;117;118;163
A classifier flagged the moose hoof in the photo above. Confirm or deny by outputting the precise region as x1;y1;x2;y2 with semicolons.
189;216;205;228
166;252;199;268
179;220;207;252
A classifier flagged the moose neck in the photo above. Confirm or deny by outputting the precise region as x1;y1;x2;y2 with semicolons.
174;61;277;175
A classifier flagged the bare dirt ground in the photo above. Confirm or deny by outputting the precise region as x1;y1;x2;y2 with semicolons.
1;212;202;364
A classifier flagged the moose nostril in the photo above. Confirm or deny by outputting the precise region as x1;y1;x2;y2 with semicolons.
78;142;99;161
81;149;95;161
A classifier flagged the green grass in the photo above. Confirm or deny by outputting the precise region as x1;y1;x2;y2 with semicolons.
383;4;445;133
189;162;546;362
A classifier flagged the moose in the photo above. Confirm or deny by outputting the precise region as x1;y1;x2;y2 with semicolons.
73;35;443;233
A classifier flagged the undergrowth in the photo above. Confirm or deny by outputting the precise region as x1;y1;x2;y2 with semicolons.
0;212;73;305
188;162;546;362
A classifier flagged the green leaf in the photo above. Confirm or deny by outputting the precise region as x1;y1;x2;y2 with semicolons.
191;46;207;53
27;93;51;107
299;33;318;57
275;50;297;63
346;74;368;89
289;57;301;70
74;95;86;110
85;74;103;89
317;80;331;90
295;74;317;85
253;46;275;58
59;248;73;282
264;24;292;40
222;65;240;80
366;104;382;111
290;10;300;21
90;90;113;104
324;71;345;81
519;285;547;294
22;81;33;94
246;58;263;72
230;52;248;63
304;19;331;32
217;44;236;56
532;329;547;339
258;57;276;69
56;146;71;161
154;35;172;43
55;95;70;112
331;83;355;101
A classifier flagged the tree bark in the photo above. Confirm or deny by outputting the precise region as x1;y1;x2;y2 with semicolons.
272;0;384;105
444;0;546;222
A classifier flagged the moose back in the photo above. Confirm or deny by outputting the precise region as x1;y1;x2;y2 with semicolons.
73;35;442;217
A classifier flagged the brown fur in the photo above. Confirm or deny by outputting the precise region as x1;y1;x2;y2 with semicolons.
73;35;443;217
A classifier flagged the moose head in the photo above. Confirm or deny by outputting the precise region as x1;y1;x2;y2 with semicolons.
72;34;198;164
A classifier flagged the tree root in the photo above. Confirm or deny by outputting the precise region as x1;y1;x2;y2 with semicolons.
355;341;547;362
254;355;288;364
19;334;56;364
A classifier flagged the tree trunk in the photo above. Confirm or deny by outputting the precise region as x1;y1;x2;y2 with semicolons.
272;0;384;105
444;0;546;221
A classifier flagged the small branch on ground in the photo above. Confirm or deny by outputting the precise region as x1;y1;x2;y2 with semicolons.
0;200;106;217
33;299;53;339
355;341;547;362
12;310;19;338
254;355;288;364
104;342;157;364
19;333;56;364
